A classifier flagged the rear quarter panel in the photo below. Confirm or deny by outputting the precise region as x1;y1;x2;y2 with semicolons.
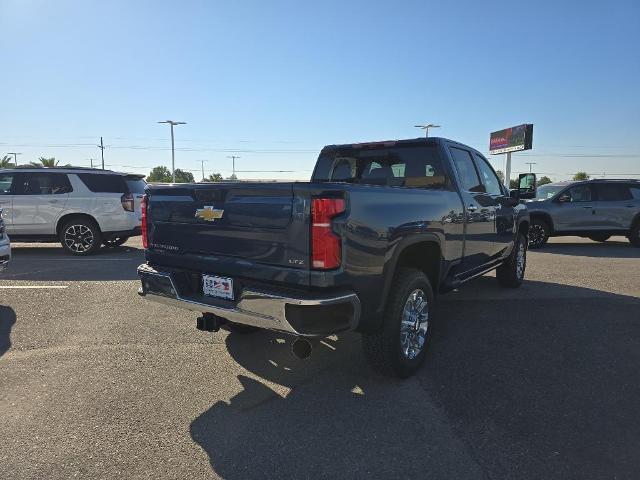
303;183;464;324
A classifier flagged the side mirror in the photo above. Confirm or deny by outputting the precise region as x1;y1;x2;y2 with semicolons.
517;173;537;199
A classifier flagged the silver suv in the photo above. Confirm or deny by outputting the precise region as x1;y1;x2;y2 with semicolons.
0;167;145;255
526;179;640;248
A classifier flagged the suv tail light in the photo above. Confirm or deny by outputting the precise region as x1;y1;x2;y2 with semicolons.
311;198;346;270
141;194;148;249
121;193;135;212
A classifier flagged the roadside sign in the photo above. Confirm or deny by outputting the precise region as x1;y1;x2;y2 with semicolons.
490;124;533;155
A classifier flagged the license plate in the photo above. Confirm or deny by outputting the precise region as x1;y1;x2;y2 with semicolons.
202;274;234;300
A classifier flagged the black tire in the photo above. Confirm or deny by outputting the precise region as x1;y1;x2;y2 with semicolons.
588;234;611;243
496;233;527;288
104;236;129;248
225;322;259;334
629;222;640;247
59;218;102;256
528;218;549;249
362;268;434;378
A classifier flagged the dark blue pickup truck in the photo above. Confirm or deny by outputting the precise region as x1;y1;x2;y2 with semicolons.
138;137;536;377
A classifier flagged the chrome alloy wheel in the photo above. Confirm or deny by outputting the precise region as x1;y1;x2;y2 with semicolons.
64;224;94;253
400;289;429;360
516;239;526;279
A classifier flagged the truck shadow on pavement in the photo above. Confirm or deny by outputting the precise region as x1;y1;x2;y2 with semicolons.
0;306;16;358
3;245;144;281
190;278;640;480
538;239;640;258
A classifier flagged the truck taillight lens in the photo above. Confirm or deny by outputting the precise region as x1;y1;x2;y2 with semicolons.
141;194;148;249
121;193;135;212
311;198;345;270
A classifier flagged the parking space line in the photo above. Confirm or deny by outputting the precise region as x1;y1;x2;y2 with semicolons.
0;285;69;289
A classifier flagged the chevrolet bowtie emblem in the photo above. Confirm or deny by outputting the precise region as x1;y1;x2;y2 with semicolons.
195;205;224;222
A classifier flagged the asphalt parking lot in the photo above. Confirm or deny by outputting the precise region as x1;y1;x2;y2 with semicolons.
1;237;639;479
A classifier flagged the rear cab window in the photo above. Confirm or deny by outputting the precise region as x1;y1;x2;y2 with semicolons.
312;143;449;188
77;173;128;193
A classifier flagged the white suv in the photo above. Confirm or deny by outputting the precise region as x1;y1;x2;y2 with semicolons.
0;167;145;255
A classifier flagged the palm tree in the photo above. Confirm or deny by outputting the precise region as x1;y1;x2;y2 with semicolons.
0;155;15;168
30;157;59;167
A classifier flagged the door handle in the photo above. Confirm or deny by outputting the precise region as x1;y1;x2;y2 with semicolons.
48;199;58;203
467;204;478;212
582;206;593;209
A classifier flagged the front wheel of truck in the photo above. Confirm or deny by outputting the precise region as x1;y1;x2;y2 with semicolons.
362;268;434;378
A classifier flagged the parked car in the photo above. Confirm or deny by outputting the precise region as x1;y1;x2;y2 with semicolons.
526;179;640;248
0;167;143;255
137;137;536;377
0;209;10;271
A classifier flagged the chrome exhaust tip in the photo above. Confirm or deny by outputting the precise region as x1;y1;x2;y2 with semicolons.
291;338;313;360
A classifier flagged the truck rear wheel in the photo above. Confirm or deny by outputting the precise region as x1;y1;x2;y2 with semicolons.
362;268;434;378
496;232;527;288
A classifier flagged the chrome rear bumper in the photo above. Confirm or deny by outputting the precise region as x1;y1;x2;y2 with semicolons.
137;263;361;336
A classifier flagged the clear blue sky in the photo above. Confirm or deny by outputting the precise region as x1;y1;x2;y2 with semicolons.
1;0;639;181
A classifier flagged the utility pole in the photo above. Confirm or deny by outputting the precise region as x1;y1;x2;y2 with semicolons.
89;158;94;168
7;152;21;166
96;137;105;169
525;162;537;172
414;123;440;138
158;120;186;182
201;160;206;182
227;155;240;178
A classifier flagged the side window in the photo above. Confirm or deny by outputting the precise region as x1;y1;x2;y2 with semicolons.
0;174;14;194
629;186;640;200
564;184;592;202
449;147;481;191
594;183;632;201
77;173;128;193
473;154;502;195
20;173;72;195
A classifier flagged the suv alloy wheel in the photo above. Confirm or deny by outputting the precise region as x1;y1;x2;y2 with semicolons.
60;218;102;255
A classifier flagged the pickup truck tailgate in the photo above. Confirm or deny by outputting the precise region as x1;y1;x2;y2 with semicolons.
146;183;309;269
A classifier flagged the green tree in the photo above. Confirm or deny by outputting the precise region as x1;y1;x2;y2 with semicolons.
31;157;59;167
495;170;505;184
227;173;238;181
204;173;223;182
0;155;15;168
538;176;552;186
174;169;195;183
509;179;519;189
573;171;589;181
147;166;172;183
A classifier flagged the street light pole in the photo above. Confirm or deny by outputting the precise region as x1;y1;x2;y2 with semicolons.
201;160;206;182
7;152;21;166
414;123;441;138
158;120;186;183
525;162;537;172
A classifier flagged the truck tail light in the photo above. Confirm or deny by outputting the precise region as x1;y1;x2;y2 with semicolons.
141;194;149;249
311;198;345;270
121;193;135;212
